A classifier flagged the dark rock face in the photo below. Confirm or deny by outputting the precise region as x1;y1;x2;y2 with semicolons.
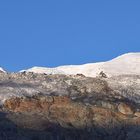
0;72;140;139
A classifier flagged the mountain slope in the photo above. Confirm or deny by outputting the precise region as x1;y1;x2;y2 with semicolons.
0;72;140;140
21;53;140;77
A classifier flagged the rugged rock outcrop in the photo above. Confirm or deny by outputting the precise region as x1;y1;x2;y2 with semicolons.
0;72;140;139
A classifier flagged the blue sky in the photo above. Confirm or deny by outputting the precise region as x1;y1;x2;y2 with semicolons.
0;0;140;71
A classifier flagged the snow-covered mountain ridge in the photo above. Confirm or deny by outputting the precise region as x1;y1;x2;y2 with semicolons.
0;67;6;73
0;53;139;139
21;52;140;77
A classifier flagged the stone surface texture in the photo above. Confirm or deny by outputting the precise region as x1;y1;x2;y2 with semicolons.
0;72;140;140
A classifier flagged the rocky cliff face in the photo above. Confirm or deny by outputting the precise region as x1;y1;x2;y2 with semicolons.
0;72;140;140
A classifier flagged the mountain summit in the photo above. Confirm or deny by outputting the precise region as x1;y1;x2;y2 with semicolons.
22;52;140;77
0;53;140;139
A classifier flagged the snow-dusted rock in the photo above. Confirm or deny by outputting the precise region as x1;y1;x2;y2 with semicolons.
0;71;139;139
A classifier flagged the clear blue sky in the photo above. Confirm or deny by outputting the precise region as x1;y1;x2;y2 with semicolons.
0;0;140;71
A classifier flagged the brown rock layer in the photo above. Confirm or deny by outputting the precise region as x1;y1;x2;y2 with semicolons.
3;96;140;128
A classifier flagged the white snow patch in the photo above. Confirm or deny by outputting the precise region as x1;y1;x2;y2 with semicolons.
20;53;140;77
0;67;6;73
